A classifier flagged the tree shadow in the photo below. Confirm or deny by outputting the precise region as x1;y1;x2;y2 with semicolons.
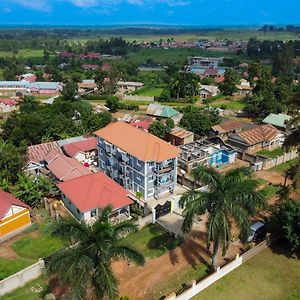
270;238;300;259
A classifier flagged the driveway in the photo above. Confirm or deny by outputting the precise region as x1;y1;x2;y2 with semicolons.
156;212;185;236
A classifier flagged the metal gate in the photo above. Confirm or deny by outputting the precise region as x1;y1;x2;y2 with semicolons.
155;201;171;218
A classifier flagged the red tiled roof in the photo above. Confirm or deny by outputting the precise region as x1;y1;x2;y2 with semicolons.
63;137;97;158
0;98;18;106
57;172;132;213
237;124;280;146
27;142;62;164
0;189;30;219
79;52;100;59
45;150;91;182
94;121;179;162
204;68;218;76
132;120;152;131
212;120;243;134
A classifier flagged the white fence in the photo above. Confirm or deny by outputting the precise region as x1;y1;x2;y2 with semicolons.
0;260;45;296
135;211;155;229
122;95;154;102
165;239;269;300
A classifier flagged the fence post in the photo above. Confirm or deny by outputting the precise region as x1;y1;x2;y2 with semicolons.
151;207;156;224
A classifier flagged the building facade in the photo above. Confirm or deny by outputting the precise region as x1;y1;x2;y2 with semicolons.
95;122;179;201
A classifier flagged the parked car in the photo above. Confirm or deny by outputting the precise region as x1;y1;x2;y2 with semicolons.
248;221;265;242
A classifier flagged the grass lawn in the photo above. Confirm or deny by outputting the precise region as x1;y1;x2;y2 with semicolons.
212;99;245;110
269;158;299;173
257;148;285;159
0;257;34;280
2;277;50;300
153;263;209;299
11;235;62;260
193;245;300;300
122;224;183;258
261;184;280;198
0;49;45;59
134;87;164;97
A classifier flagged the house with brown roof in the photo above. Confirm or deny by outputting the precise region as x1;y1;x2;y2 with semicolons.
45;150;91;182
227;124;284;153
62;137;98;166
57;172;132;224
0;189;31;242
95;121;179;200
0;98;18;114
26;141;63;174
211;120;244;140
166;127;194;146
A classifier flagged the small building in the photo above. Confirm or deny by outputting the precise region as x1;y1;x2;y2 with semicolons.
236;79;252;95
79;52;100;60
199;85;219;99
211;120;244;140
0;189;31;242
120;114;155;132
262;113;292;132
29;82;62;95
0;98;18;113
178;139;237;174
146;103;179;119
44;150;91;182
59;51;76;59
26;141;63;174
18;73;37;83
78;79;97;93
117;81;144;94
57;172;133;224
166;127;194;146
187;56;223;68
227;124;284;153
62;137;98;166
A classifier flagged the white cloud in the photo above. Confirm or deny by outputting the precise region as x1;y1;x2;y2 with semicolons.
9;0;51;11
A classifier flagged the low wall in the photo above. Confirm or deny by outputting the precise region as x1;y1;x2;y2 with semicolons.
122;95;154;102
165;239;270;300
0;260;45;296
135;212;154;229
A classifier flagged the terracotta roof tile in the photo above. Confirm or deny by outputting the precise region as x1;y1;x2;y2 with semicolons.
237;124;281;146
45;150;91;181
57;172;132;212
212;120;243;134
94;121;179;162
63;137;97;158
27;142;62;164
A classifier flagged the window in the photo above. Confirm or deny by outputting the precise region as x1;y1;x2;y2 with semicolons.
148;189;154;196
90;209;97;217
100;149;103;155
137;174;142;181
101;161;105;169
148;161;155;167
148;175;154;182
77;208;80;214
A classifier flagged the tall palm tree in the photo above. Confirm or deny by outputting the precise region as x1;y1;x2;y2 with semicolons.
47;206;145;300
179;166;266;269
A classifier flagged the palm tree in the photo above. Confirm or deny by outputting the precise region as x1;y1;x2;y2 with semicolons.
47;206;145;300
179;166;266;269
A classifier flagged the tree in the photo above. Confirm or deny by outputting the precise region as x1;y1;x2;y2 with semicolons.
272;200;300;254
105;97;120;113
19;96;39;114
61;80;78;102
170;72;199;99
13;174;54;208
179;166;265;269
47;206;145;300
179;107;220;136
166;118;175;131
219;68;239;96
149;121;167;139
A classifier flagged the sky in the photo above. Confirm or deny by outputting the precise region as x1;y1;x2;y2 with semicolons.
0;0;299;26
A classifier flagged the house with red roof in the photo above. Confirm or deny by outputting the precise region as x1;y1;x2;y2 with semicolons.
0;98;18;113
57;172;132;224
82;64;100;71
62;137;98;166
45;150;91;182
0;189;31;242
79;52;100;60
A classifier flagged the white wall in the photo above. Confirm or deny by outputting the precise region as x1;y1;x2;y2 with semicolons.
0;260;45;296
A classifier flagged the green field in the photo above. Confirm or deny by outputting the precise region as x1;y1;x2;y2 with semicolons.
193;245;300;300
134;87;164;97
74;30;298;43
269;158;299;173
0;49;45;58
122;224;183;258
